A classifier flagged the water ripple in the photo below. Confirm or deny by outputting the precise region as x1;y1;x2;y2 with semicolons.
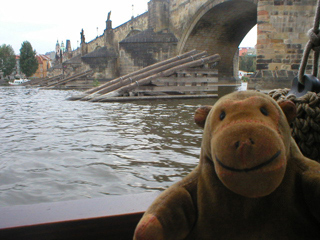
0;86;217;206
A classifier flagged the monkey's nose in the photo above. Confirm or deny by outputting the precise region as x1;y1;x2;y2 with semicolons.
235;138;255;149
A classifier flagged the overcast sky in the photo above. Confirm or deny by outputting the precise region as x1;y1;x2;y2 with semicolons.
0;0;256;55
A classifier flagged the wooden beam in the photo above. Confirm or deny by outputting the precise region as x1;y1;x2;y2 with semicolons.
98;54;221;99
45;70;93;88
81;51;208;100
82;49;200;95
70;50;207;101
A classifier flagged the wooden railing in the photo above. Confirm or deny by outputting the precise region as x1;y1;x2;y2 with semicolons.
0;192;159;240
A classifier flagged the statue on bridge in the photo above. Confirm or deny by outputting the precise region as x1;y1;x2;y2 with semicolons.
106;11;112;29
80;29;85;44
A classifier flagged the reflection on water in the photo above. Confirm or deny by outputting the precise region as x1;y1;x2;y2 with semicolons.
0;86;217;206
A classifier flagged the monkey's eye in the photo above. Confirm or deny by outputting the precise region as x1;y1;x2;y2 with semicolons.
260;107;269;116
219;111;226;120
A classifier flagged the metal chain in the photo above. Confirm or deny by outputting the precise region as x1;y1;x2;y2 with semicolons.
298;0;320;84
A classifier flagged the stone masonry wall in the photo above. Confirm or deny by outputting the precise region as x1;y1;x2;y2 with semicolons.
86;35;105;53
256;0;317;72
169;0;209;38
119;48;142;76
148;0;170;32
112;13;149;46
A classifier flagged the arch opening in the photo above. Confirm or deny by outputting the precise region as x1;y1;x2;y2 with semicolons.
180;0;257;80
240;25;257;48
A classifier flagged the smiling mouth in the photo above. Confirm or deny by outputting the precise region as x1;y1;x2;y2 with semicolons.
215;150;281;173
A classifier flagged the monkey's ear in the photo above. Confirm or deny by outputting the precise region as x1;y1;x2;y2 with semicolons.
278;100;296;123
194;106;212;128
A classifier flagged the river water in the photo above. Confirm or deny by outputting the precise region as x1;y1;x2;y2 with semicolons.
0;86;219;206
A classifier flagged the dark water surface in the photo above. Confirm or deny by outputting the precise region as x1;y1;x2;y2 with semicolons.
0;86;217;206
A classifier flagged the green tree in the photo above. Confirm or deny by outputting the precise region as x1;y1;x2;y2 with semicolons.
20;41;38;77
239;54;256;72
0;44;16;77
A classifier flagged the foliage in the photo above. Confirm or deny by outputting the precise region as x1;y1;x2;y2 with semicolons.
241;76;249;82
20;41;38;77
0;44;16;77
239;54;256;73
93;78;100;87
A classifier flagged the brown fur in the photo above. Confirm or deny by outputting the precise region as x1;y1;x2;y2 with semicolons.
134;91;320;240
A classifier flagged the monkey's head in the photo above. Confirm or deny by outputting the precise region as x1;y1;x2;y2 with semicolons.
195;91;296;198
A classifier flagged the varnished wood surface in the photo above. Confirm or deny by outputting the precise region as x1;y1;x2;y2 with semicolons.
0;192;159;240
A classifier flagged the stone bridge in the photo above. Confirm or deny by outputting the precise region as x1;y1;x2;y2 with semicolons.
57;0;317;89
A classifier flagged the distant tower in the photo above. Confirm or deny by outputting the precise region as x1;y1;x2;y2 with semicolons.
80;29;85;44
66;40;72;52
61;41;66;53
55;40;61;62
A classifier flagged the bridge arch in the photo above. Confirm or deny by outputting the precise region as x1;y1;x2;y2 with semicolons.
178;0;257;80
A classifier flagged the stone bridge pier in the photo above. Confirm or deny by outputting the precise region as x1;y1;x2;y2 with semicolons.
61;0;318;90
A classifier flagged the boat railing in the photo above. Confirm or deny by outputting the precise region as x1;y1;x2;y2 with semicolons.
0;192;159;240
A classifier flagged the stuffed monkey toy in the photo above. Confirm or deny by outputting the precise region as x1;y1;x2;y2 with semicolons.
134;91;320;240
